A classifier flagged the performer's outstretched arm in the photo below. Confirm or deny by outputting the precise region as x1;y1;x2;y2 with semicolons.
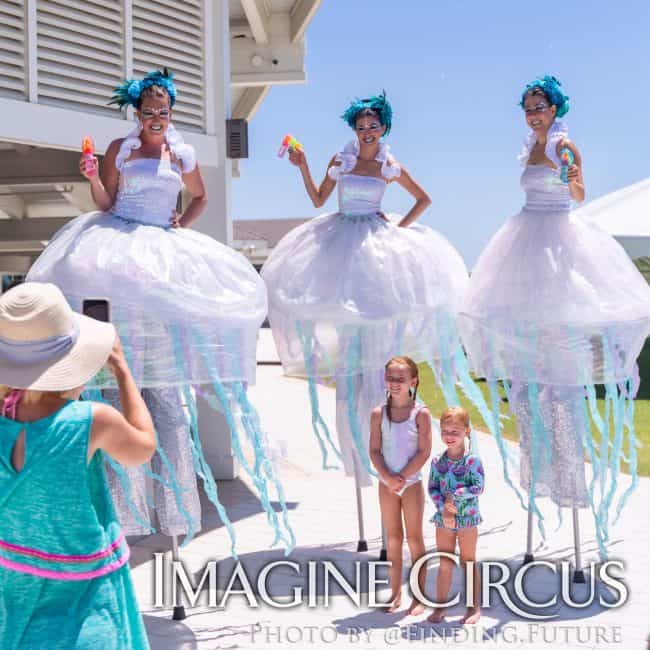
288;148;337;208
78;138;122;212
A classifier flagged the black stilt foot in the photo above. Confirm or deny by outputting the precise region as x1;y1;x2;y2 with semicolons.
357;540;368;552
573;569;586;584
172;605;186;621
379;548;387;561
523;553;534;565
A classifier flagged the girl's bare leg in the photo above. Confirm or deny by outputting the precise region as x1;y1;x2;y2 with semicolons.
378;482;404;612
428;526;457;623
401;481;426;615
458;527;481;624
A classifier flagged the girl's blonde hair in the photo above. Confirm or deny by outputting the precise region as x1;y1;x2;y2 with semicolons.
440;406;470;428
384;356;419;422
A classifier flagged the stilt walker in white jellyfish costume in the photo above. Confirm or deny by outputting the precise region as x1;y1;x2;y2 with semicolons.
27;69;294;563
460;76;650;570
262;92;481;547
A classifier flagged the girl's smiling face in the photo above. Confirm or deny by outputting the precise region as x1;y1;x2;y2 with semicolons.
384;362;417;400
440;418;470;456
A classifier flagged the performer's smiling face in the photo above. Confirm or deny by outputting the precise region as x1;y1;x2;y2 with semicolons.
137;94;172;139
355;111;386;146
523;91;557;133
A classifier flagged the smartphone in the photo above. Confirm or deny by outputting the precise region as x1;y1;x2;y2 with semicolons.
82;298;110;323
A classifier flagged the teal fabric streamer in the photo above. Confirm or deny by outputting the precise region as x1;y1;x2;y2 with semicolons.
192;329;295;554
180;382;238;557
234;384;296;554
295;321;343;469
344;331;378;478
170;327;238;555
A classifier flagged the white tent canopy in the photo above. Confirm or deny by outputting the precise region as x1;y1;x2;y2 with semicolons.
576;177;650;259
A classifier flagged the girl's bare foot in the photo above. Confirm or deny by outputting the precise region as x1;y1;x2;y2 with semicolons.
427;607;445;623
407;599;425;616
380;594;402;613
461;607;481;624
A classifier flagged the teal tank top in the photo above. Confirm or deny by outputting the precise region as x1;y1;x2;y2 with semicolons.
0;399;150;649
0;400;129;578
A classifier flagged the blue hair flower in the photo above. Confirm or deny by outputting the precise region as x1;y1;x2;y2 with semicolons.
110;67;177;109
342;91;393;136
127;80;142;101
520;75;570;118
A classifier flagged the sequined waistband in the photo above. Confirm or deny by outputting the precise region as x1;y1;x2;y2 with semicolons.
522;201;571;214
339;211;386;223
111;213;171;229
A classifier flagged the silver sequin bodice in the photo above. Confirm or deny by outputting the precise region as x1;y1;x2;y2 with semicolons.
111;158;182;227
521;164;571;213
338;173;386;216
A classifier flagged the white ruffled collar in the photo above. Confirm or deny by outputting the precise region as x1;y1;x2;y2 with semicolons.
328;140;401;181
518;119;568;168
115;121;196;173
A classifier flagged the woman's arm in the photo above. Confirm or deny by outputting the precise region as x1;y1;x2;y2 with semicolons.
81;138;122;212
391;165;432;228
176;163;207;228
288;149;337;208
88;337;156;466
558;138;585;202
398;407;433;477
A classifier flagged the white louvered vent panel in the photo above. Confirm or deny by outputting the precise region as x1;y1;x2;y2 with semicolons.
36;0;124;117
133;0;204;132
0;0;26;100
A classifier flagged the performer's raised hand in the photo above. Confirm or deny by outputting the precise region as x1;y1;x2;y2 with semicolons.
288;147;306;168
79;154;99;181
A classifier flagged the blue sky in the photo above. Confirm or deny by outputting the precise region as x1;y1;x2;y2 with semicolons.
233;0;650;267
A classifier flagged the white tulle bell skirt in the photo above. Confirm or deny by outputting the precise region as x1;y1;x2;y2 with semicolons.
262;211;469;379
460;207;650;385
460;206;650;552
27;211;267;387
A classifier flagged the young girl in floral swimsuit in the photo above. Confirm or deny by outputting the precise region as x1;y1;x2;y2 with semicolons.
428;407;484;625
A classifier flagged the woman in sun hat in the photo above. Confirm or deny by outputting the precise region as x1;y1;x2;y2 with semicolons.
0;281;154;649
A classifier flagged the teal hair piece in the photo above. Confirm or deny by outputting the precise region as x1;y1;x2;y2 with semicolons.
520;75;570;118
109;67;177;109
342;90;393;135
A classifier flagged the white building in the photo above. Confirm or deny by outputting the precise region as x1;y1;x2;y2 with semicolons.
0;0;322;478
234;217;308;269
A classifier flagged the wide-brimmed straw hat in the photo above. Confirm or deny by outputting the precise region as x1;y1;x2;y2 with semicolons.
0;282;115;391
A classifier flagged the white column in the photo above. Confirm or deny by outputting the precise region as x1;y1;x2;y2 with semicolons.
193;0;238;479
197;0;233;245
